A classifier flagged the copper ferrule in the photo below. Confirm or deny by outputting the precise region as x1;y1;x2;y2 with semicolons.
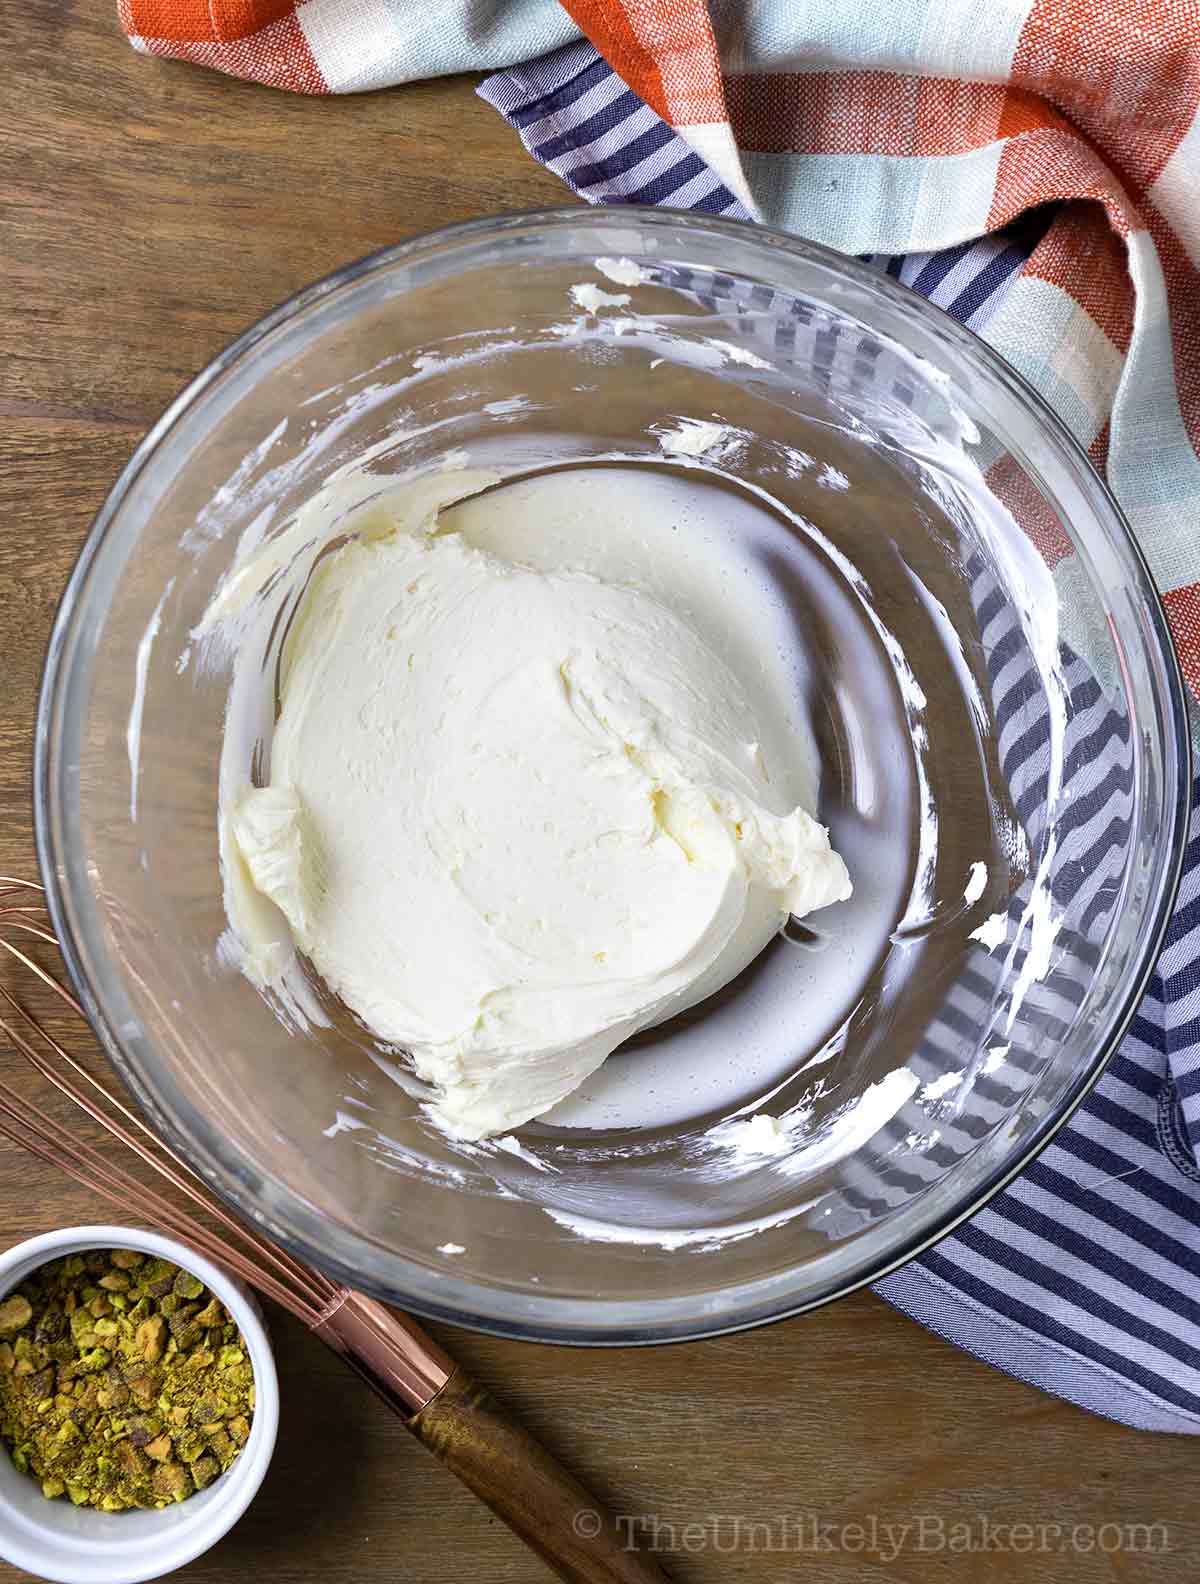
312;1287;455;1416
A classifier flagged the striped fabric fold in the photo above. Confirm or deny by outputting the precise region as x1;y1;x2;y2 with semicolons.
477;38;752;215
116;0;1200;1430
517;240;1196;1432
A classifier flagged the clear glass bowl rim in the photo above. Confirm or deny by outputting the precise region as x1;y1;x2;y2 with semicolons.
34;205;1193;1345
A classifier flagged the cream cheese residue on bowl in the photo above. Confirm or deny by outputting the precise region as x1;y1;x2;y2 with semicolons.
116;252;1086;1271
221;465;851;1139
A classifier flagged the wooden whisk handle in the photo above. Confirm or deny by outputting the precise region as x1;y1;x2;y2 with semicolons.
315;1291;668;1583
409;1366;669;1584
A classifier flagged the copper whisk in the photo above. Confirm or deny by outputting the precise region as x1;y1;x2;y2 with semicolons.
0;877;666;1584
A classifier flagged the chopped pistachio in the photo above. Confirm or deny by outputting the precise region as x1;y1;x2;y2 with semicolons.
34;1309;65;1345
28;1369;54;1401
190;1454;219;1490
100;1368;128;1406
69;1310;94;1343
175;1430;205;1463
126;1375;155;1407
170;1320;202;1352
1;1250;254;1511
151;1461;191;1503
0;1297;33;1336
72;1378;98;1412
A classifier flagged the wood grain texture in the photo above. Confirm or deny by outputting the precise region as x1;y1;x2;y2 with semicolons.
1;4;1198;1582
409;1368;669;1582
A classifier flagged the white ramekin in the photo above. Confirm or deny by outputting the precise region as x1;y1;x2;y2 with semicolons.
0;1226;279;1584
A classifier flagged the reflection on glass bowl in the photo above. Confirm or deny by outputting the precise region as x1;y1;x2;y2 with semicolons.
36;209;1188;1343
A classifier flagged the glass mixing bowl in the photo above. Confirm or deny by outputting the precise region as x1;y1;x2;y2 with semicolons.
36;208;1189;1343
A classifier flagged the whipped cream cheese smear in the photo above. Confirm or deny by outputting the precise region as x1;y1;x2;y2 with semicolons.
225;464;851;1139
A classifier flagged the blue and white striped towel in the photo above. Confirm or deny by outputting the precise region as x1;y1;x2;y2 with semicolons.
480;42;1200;1435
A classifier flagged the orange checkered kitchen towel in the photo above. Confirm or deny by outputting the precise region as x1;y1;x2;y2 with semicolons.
119;0;1200;705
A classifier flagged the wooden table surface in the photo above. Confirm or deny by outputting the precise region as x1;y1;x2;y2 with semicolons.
1;5;1196;1581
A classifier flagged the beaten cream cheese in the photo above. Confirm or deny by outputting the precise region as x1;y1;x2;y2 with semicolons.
227;475;851;1139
